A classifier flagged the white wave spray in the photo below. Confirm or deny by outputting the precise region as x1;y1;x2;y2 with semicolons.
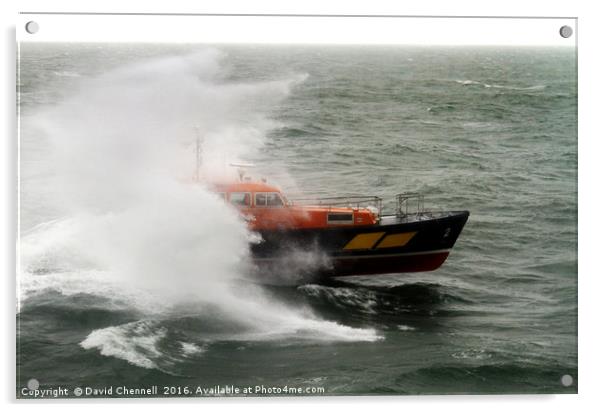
19;49;380;370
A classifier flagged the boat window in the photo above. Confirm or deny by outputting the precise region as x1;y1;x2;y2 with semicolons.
267;193;284;207
255;192;284;207
255;193;267;206
327;213;354;224
230;192;251;207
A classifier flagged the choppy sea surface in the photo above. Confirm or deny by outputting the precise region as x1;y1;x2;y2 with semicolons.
17;43;577;396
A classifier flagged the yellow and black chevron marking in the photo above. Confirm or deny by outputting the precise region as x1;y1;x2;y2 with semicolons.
376;232;417;249
343;231;417;250
343;232;385;250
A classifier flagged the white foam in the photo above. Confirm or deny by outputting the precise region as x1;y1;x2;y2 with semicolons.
223;294;382;342
81;312;380;372
455;79;546;91
18;268;168;315
451;349;492;360
179;341;206;356
456;79;481;86
80;321;166;369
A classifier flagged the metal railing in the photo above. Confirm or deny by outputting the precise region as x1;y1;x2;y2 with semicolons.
395;192;426;218
289;192;431;220
290;196;383;217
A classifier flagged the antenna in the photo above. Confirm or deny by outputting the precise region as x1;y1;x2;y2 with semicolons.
229;163;255;182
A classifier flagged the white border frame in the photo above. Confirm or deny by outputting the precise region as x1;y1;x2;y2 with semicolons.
3;0;600;411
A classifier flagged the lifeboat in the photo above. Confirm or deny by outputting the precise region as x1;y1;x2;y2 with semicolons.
210;173;469;279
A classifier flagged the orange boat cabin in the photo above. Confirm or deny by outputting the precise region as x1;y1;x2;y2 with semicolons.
212;181;379;231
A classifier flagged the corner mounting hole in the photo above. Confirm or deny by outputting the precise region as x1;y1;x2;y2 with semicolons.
559;25;573;39
561;374;573;387
25;21;39;34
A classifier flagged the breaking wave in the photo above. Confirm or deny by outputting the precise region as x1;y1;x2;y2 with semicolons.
454;79;546;91
18;49;380;370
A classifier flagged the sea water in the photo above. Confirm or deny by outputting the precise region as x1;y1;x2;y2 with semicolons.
17;43;577;395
